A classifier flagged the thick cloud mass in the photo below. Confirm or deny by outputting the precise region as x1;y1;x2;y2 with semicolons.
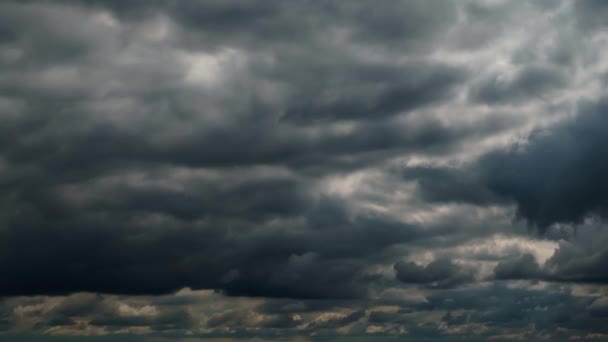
407;98;608;229
2;0;608;341
493;253;543;280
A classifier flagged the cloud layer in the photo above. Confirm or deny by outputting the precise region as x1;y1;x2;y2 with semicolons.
2;0;608;341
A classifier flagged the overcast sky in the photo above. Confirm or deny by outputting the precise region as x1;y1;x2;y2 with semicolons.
2;0;608;341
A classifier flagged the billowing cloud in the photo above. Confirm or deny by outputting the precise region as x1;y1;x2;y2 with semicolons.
2;0;608;341
405;97;608;229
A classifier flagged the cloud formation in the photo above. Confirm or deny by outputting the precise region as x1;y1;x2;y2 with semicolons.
1;0;608;341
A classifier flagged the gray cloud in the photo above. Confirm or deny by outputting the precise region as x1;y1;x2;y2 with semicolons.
493;253;543;280
2;0;608;340
543;227;608;283
405;97;608;230
589;297;608;318
394;259;475;289
0;0;469;302
469;65;569;105
574;0;608;31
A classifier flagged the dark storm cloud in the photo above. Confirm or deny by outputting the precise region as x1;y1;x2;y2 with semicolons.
405;97;608;230
394;258;475;289
474;97;608;228
542;228;608;283
489;226;608;284
493;253;543;280
0;0;472;297
0;0;476;301
0;192;421;298
2;0;608;340
405;91;608;285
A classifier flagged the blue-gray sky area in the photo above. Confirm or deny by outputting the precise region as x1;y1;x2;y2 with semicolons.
2;1;608;341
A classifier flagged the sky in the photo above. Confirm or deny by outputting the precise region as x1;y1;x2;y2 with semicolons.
1;0;608;341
